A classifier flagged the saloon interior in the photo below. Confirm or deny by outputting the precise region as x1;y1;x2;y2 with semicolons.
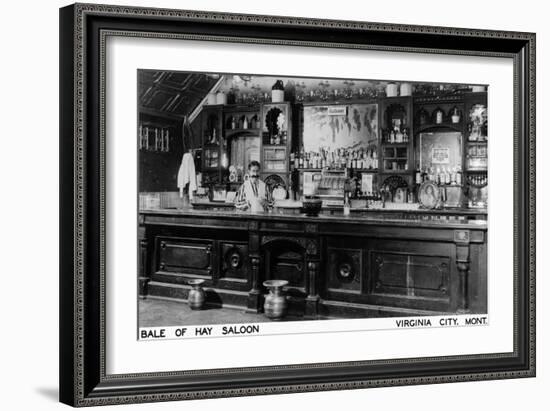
137;71;488;326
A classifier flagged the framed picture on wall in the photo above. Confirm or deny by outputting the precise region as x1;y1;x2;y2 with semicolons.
59;3;535;407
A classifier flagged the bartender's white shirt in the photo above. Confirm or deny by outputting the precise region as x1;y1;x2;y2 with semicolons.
234;179;272;210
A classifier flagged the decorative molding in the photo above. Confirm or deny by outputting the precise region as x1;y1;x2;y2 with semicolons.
454;230;470;244
261;235;306;250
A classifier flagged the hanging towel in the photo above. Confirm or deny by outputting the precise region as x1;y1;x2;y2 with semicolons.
177;152;197;199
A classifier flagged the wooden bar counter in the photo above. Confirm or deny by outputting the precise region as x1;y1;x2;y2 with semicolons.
138;207;487;319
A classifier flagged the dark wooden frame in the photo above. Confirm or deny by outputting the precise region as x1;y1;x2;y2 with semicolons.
59;3;535;407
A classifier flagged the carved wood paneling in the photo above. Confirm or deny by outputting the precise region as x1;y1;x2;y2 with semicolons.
157;237;214;278
371;252;450;298
220;242;249;281
327;248;363;293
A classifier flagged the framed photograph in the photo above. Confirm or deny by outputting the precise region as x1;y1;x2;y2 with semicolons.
59;3;535;407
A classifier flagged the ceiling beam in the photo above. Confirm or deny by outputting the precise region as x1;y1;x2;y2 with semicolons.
188;76;225;123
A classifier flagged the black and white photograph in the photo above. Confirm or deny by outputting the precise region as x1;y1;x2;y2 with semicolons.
137;71;489;338
51;0;538;408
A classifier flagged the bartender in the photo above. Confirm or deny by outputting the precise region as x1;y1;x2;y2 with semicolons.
235;161;274;211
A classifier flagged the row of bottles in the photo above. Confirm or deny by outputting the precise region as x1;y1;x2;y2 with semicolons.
291;147;378;170
267;131;288;145
227;115;259;130
417;106;462;126
383;127;410;144
416;166;463;186
467;174;488;187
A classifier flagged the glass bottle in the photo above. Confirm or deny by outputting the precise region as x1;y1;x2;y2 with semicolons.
435;107;444;124
343;191;351;216
415;168;423;185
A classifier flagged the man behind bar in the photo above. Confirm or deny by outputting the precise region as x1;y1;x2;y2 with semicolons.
234;161;274;211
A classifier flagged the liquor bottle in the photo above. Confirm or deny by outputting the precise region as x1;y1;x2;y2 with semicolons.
298;151;304;168
415;168;423;185
435;167;441;184
343;191;351;216
396;129;403;143
294;152;299;170
373;151;378;169
243;116;248;130
451;167;457;185
435;107;444;124
456;168;462;185
445;167;451;185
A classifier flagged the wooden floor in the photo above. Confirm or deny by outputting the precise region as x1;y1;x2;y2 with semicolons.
138;297;309;327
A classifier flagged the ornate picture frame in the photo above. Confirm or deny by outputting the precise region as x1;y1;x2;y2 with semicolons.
59;3;535;407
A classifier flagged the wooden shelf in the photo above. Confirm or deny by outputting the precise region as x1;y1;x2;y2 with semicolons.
380;170;412;174
222;103;261;110
297;168;322;172
263;144;287;148
225;128;260;133
295;168;379;173
416;122;463;133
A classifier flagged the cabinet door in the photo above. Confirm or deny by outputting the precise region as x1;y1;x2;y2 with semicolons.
326;247;363;294
370;252;450;298
217;241;250;291
157;237;214;279
366;239;455;312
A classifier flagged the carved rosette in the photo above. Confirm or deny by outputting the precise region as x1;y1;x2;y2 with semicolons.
223;245;243;271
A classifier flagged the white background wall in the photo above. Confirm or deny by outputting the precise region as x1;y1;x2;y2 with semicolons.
0;0;545;409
